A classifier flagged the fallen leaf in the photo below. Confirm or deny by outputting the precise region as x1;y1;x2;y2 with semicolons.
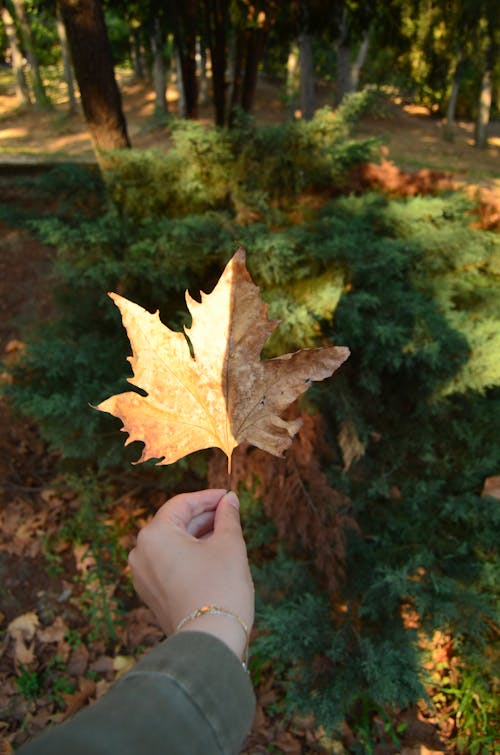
0;501;47;558
60;677;96;721
97;249;349;471
73;543;95;575
23;708;56;738
0;735;14;755
0;673;18;697
123;606;163;647
400;748;446;755
272;731;302;754
66;644;89;677
89;655;114;674
112;654;135;678
7;612;39;665
337;418;365;472
482;475;500;500
95;679;110;699
37;616;68;644
4;339;24;354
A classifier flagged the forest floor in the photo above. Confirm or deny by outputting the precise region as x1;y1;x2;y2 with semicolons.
0;70;499;754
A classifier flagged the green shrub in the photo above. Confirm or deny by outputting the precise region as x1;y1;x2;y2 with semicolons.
247;194;500;743
102;92;378;221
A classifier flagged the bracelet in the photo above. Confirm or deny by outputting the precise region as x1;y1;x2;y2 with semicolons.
175;605;249;670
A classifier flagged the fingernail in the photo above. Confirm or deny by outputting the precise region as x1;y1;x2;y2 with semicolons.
224;491;240;510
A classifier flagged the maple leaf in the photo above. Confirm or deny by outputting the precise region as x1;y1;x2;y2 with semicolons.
97;248;349;472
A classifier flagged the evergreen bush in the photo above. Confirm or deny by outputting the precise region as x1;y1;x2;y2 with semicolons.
102;91;378;221
247;194;500;747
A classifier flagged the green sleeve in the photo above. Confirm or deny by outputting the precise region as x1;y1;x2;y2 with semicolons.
18;632;255;755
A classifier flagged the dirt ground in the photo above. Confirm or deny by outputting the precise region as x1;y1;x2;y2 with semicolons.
0;71;498;753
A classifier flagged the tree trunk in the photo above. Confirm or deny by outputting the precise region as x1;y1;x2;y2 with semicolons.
351;31;369;92
205;0;228;127
335;5;352;105
173;0;199;119
0;4;31;106
173;49;186;116
475;66;492;148
228;29;245;121
56;5;77;114
336;43;352;104
176;38;198;118
130;29;145;79
58;0;131;151
228;7;269;124
240;27;266;113
150;17;167;113
444;56;463;141
474;11;498;150
298;31;314;119
11;0;49;107
286;42;299;119
197;37;209;107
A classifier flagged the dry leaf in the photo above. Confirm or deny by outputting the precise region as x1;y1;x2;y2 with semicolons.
0;735;14;755
60;677;96;721
272;731;302;754
0;501;47;558
97;249;349;471
66;644;89;677
73;543;95;575
123;606;163;647
37;616;68;644
481;475;500;500
112;654;135;678
7;612;39;665
89;655;114;674
337;418;365;472
400;747;446;755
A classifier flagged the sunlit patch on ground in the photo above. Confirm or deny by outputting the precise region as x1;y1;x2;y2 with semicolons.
0;126;29;142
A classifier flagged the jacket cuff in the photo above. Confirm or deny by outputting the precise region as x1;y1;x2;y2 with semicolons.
128;631;255;753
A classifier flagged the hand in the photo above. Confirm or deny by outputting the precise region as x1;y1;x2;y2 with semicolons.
128;489;254;662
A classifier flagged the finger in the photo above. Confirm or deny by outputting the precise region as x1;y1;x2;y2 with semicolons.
186;510;216;538
213;491;243;536
155;489;226;529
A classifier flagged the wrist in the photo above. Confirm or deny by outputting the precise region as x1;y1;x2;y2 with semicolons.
175;610;249;665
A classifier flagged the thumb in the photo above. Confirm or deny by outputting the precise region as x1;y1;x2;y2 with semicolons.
213;491;242;535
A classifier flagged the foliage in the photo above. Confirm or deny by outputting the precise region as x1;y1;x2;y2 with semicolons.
102;92;378;220
244;193;500;743
43;474;131;643
433;658;500;753
16;657;77;709
355;0;499;118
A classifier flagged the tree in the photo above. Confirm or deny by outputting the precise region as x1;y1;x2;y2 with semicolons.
204;0;228;126
58;0;130;151
150;15;167;113
297;0;314;119
11;0;50;106
474;3;497;148
173;0;199;119
55;3;77;113
229;0;274;122
444;55;464;140
0;1;31;106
